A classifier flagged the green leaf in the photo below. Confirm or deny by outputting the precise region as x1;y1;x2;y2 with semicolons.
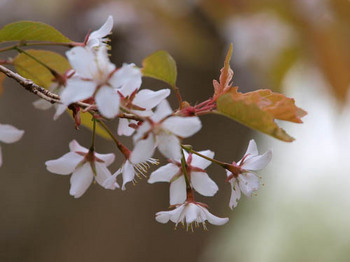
14;49;71;88
142;50;177;87
216;88;307;142
78;111;111;140
0;21;71;43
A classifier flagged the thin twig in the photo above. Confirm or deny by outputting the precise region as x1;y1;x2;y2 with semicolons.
0;64;89;108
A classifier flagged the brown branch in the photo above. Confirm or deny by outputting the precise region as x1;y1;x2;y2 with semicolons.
0;64;89;108
117;112;144;122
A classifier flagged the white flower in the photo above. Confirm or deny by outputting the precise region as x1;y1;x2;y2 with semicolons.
155;201;229;230
45;140;118;198
114;158;159;190
149;150;218;205
58;47;141;119
226;139;272;209
118;88;171;136
86;15;114;49
130;100;202;163
0;124;24;167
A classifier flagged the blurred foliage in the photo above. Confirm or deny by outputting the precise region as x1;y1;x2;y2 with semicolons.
14;49;70;88
142;50;177;88
3;0;348;101
199;0;350;102
0;21;71;43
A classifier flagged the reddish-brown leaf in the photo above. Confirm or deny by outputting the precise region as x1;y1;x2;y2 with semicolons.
213;43;233;98
216;87;307;142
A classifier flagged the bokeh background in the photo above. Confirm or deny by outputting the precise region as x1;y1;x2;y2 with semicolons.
0;0;350;261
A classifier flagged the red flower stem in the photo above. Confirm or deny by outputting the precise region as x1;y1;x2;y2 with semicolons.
117;112;144;122
90;117;96;151
172;86;183;108
96;119;131;159
180;149;191;189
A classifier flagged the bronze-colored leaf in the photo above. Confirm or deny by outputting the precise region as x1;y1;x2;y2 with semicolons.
216;87;306;142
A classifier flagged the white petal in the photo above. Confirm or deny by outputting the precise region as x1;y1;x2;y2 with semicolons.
118;118;136;136
157;133;181;160
0;124;24;144
33;99;53;110
69;163;94;198
200;206;229;226
169;176;186;205
87;15;113;47
151;100;173;122
66;47;97;78
156;205;185;224
238;172;260;197
130;134;155;164
87;38;99;48
148;163;179;183
191;171;218;197
162;116;202;137
94;162;117;190
100;169;120;190
94;152;115;167
245;139;258;156
121;160;135;190
190;150;214;169
45;152;84;175
110;63;142;94
95;47;116;73
229;178;241;209
69;140;88;153
155;210;172;224
60;78;95;106
133;89;171;110
185;203;201;224
243;150;272;171
170;204;186;224
53;104;67;120
95;85;120;118
132;109;153;117
132;121;151;143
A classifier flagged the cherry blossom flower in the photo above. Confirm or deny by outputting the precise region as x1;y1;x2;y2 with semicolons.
0;124;24;167
114;158;159;190
148;150;218;205
226;139;272;209
155;201;229;230
118;88;171;136
45;140;118;198
58;47;141;119
86;15;114;49
130;100;202;163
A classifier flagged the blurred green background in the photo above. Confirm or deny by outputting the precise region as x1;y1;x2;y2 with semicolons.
0;0;350;261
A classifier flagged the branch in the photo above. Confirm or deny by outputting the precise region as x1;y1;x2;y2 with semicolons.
0;64;89;108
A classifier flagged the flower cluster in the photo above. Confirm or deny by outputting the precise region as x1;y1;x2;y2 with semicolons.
0;16;275;231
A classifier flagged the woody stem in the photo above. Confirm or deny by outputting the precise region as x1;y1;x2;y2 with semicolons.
97;119;131;159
